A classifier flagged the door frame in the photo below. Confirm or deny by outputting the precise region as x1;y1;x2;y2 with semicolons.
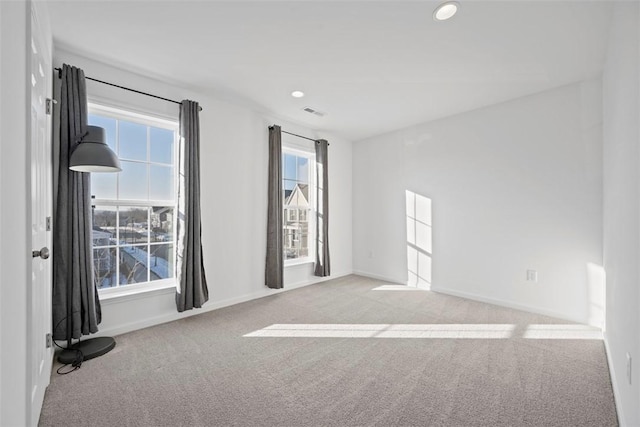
27;0;53;425
0;1;32;425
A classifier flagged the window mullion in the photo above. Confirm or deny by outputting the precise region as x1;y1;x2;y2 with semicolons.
116;206;120;289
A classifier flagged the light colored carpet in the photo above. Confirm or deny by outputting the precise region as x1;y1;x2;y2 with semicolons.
39;275;618;426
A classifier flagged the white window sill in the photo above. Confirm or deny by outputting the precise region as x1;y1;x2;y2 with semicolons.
99;281;177;305
285;258;314;268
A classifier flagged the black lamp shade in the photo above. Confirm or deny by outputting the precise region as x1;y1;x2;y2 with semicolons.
69;125;122;173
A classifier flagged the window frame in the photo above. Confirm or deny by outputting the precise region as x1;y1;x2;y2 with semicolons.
282;145;316;266
88;103;179;296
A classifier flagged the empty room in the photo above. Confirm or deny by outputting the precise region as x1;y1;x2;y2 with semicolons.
1;0;639;426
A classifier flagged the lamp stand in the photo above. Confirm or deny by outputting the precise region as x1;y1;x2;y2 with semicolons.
57;336;116;365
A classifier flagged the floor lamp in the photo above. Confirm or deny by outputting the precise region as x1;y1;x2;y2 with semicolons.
58;125;121;365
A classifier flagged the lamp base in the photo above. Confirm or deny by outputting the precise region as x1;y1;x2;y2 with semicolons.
57;337;116;365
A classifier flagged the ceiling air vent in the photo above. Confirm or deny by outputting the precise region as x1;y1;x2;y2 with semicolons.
302;106;326;117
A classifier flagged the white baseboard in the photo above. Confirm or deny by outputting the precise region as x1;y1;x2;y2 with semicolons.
286;270;351;289
430;285;586;325
603;333;626;427
94;271;352;338
352;270;407;286
352;270;588;325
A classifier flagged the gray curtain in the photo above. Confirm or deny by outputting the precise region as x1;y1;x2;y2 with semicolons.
314;139;331;277
265;126;283;288
176;100;209;312
52;64;101;341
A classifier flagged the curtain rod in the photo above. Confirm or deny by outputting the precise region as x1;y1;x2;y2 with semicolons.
54;67;203;111
269;125;329;145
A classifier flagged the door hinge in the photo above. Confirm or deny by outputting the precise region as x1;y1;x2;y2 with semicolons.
46;216;51;231
45;98;57;115
46;333;53;348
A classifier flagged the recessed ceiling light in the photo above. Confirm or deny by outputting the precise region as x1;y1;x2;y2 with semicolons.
291;90;305;98
433;1;459;21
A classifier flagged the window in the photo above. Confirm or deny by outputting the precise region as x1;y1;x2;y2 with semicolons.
282;148;314;262
89;104;178;293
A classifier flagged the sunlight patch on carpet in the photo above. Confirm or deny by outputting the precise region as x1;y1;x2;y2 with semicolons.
371;285;428;291
244;323;602;340
244;323;516;339
523;324;602;340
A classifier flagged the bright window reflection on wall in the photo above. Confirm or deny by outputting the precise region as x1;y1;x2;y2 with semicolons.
406;190;432;288
586;262;606;329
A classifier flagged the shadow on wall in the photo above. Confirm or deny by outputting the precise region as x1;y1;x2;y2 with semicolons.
406;190;432;289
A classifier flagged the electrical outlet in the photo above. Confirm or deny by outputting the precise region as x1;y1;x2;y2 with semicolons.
627;353;632;385
368;250;374;259
526;270;538;282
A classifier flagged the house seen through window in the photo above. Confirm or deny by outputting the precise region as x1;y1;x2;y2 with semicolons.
89;104;178;292
283;148;314;262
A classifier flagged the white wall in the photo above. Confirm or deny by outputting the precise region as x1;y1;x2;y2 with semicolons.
0;1;29;425
353;80;603;325
0;1;4;421
53;50;353;337
602;2;640;425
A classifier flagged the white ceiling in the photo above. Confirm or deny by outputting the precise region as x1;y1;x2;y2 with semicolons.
47;0;613;141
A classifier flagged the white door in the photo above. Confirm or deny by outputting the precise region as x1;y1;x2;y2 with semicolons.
29;3;53;425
